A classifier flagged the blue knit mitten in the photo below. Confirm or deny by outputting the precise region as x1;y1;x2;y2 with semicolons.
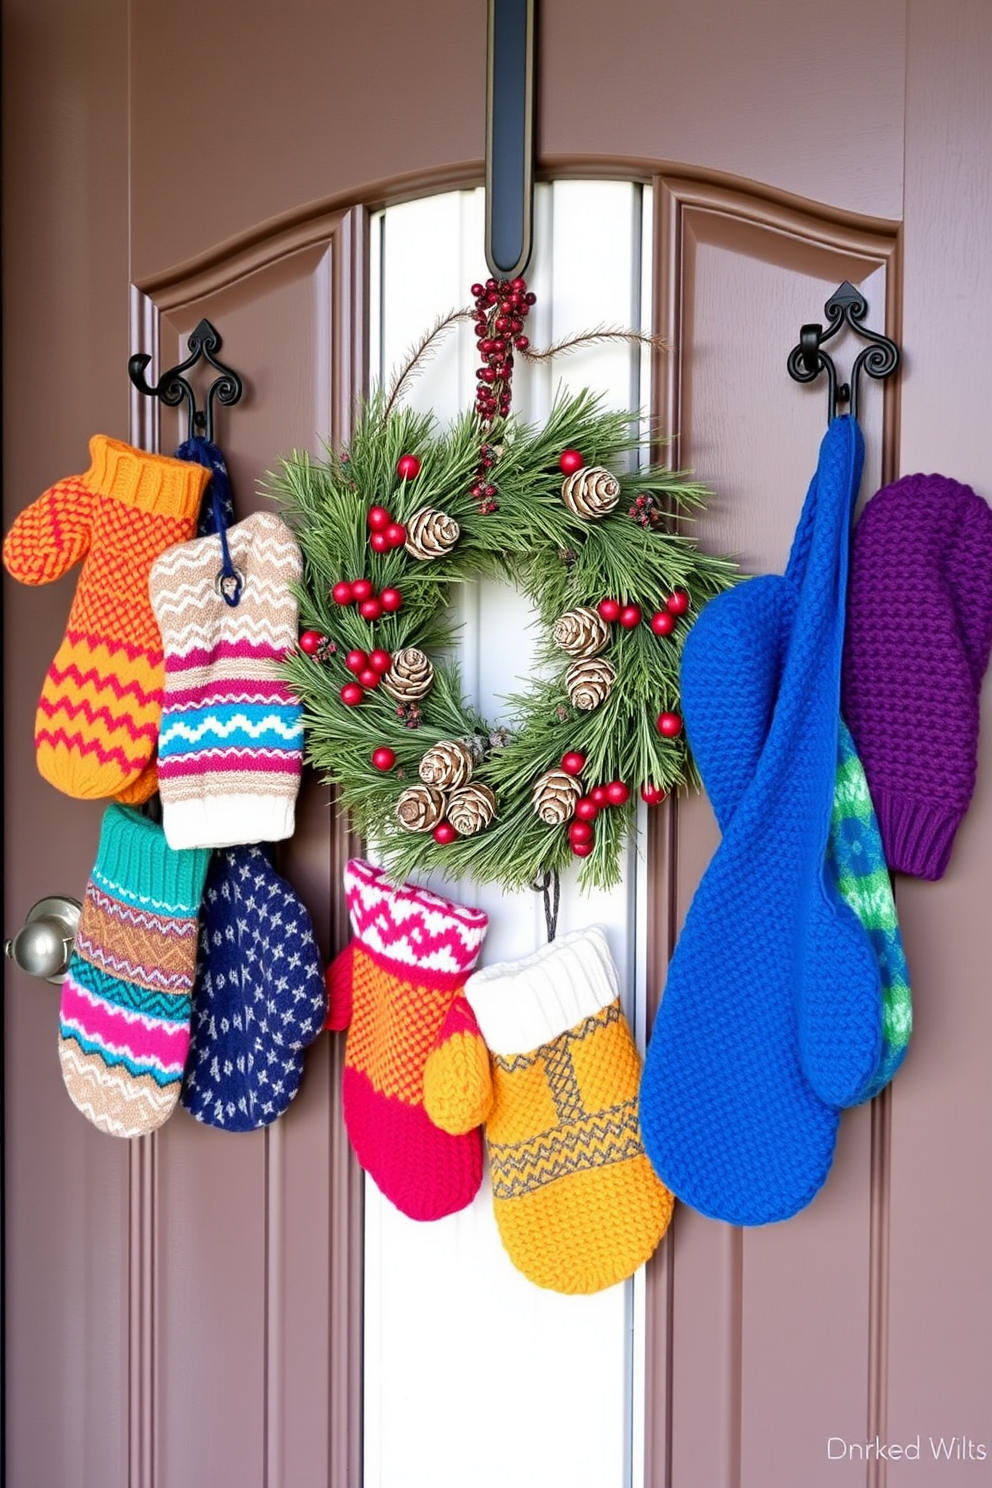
181;846;326;1130
640;416;880;1224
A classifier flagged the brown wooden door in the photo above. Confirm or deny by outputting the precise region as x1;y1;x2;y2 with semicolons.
4;2;991;1485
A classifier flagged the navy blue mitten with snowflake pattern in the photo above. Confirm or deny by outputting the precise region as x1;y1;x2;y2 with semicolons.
181;846;326;1131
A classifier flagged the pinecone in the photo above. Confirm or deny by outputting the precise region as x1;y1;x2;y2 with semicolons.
381;647;434;702
405;507;461;560
553;605;611;659
531;768;582;826
447;782;497;836
566;657;615;710
419;739;474;789
561;466;621;520
395;783;447;833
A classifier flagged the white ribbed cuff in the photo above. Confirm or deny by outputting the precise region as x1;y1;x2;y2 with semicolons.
162;794;296;851
464;925;619;1056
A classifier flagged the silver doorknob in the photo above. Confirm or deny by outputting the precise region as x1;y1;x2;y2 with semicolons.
4;896;82;983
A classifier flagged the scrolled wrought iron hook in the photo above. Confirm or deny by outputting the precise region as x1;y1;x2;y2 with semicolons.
787;281;900;423
128;317;244;443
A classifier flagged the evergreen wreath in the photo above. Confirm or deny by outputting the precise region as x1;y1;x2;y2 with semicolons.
273;278;737;892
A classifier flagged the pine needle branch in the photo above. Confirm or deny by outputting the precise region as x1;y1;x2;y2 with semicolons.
382;307;473;418
520;326;672;363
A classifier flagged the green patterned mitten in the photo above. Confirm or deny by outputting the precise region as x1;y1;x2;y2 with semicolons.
825;719;912;1103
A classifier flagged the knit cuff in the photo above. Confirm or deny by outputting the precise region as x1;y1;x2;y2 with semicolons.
91;804;210;917
343;859;488;976
160;791;298;851
85;436;210;521
465;925;620;1056
873;788;963;881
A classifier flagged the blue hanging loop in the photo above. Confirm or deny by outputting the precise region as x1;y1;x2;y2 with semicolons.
175;435;243;607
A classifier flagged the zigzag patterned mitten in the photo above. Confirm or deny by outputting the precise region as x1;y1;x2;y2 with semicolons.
58;804;210;1137
325;859;488;1221
425;927;673;1294
181;846;326;1131
149;511;304;849
2;437;209;801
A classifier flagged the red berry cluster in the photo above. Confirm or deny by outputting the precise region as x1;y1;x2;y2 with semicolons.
396;702;423;729
344;647;391;687
331;577;403;622
471;275;536;426
340;647;392;706
367;505;407;555
559;751;631;858
650;588;690;634
597;587;689;636
629;492;666;530
298;628;336;660
597;597;642;629
470;443;500;516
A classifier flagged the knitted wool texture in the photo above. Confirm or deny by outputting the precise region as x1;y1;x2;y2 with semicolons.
425;926;673;1295
149;511;304;849
2;437;209;802
326;859;488;1221
640;417;884;1224
181;847;326;1131
842;472;992;879
58;804;210;1137
175;435;237;536
823;720;912;1103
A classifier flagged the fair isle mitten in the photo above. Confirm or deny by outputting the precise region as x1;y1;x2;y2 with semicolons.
325;859;488;1221
2;437;209;802
149;511;304;850
425;927;673;1295
58;804;210;1137
799;719;912;1105
181;846;326;1131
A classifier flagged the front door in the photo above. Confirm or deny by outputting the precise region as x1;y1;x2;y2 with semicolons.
4;2;991;1486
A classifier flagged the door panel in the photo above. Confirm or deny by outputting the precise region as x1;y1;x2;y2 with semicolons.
126;0;907;283
126;226;365;1488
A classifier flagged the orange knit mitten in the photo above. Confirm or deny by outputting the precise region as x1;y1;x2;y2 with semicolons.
425;926;674;1294
2;437;209;801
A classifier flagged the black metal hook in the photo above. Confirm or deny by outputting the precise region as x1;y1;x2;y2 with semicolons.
128;318;244;443
787;282;900;423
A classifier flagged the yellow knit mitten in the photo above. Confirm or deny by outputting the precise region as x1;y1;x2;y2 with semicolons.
425;926;674;1295
2;437;209;800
